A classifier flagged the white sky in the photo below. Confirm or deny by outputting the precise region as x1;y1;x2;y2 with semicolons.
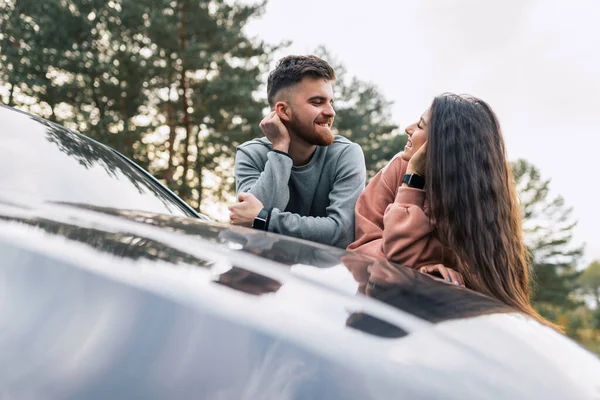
245;0;600;267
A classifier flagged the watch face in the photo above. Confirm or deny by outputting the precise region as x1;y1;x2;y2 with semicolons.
253;208;269;230
253;217;267;230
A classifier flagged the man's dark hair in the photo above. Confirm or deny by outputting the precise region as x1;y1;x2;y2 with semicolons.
267;55;336;107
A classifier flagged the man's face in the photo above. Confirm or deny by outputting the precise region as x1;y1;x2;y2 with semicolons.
285;77;336;146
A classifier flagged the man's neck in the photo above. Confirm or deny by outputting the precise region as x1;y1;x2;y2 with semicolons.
288;138;317;166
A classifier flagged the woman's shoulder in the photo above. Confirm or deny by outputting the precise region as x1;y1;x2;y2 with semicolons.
369;152;408;192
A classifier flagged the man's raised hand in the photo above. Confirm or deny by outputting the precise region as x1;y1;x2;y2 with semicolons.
259;110;290;153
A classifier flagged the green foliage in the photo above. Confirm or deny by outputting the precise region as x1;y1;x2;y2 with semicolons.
0;0;277;214
580;260;600;307
1;0;165;162
512;159;584;310
564;308;586;339
314;47;405;179
593;307;600;330
1;0;77;116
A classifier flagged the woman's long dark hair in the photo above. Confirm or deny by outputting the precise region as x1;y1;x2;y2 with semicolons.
426;93;556;329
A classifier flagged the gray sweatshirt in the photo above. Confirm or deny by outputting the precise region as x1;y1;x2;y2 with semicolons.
235;135;366;248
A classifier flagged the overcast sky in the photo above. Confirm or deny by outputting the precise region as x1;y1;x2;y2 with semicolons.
245;0;600;266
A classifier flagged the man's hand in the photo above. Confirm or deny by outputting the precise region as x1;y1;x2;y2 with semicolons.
260;110;290;153
407;140;427;177
229;192;265;227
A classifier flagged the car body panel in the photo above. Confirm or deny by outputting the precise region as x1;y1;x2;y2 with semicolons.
0;105;200;218
1;197;599;399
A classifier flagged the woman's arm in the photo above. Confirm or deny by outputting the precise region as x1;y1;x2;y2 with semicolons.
347;155;404;259
381;186;440;267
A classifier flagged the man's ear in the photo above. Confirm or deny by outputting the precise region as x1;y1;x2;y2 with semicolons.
274;101;290;122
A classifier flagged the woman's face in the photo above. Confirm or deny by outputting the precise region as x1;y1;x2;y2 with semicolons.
401;108;430;162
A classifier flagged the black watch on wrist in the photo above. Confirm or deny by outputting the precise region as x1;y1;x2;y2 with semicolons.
402;173;425;189
252;208;270;231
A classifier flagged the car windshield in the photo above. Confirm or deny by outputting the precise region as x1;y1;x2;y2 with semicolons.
0;107;195;217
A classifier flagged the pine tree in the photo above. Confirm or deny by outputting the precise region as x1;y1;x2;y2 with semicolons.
314;47;405;180
512;159;584;312
1;0;279;215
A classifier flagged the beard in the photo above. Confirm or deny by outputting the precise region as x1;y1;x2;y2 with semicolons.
286;114;335;147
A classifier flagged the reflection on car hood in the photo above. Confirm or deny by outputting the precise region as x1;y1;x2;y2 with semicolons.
1;195;599;399
35;200;518;326
0;105;200;218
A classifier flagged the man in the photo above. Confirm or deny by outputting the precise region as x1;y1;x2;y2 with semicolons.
229;55;366;248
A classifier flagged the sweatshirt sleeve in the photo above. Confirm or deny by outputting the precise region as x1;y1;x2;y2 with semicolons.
381;187;438;268
235;147;293;211
267;143;366;249
346;155;404;259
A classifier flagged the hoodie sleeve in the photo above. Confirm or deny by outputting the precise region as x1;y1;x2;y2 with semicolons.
348;154;444;268
381;186;439;267
346;155;405;259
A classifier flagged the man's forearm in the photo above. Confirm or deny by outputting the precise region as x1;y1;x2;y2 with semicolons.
235;150;293;210
268;209;355;249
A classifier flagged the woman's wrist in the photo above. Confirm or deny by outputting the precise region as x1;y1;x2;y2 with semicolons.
405;166;424;177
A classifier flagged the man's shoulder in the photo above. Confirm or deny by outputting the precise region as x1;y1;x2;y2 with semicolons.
321;135;365;175
326;135;362;156
237;137;272;156
330;134;357;148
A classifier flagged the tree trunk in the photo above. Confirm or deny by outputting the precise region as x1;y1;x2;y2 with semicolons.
166;95;176;185
196;163;203;212
179;0;191;200
120;93;135;160
195;144;204;211
90;75;107;135
50;106;57;122
7;85;14;106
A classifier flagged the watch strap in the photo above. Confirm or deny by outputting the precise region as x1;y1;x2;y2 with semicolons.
402;173;425;189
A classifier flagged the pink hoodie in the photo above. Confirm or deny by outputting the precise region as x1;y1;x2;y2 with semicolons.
347;153;454;269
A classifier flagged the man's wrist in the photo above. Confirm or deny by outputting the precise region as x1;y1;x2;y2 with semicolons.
272;141;290;153
252;208;271;231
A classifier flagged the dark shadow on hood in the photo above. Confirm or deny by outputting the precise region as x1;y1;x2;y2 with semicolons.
342;255;514;325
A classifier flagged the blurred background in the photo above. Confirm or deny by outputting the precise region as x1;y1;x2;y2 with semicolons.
1;0;598;353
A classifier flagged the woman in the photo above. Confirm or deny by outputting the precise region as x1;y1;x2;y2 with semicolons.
348;93;548;326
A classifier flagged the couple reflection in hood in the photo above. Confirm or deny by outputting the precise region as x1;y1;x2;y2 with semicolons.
216;227;512;337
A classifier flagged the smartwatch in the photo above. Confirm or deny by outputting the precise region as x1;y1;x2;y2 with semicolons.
402;173;425;189
252;208;271;231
